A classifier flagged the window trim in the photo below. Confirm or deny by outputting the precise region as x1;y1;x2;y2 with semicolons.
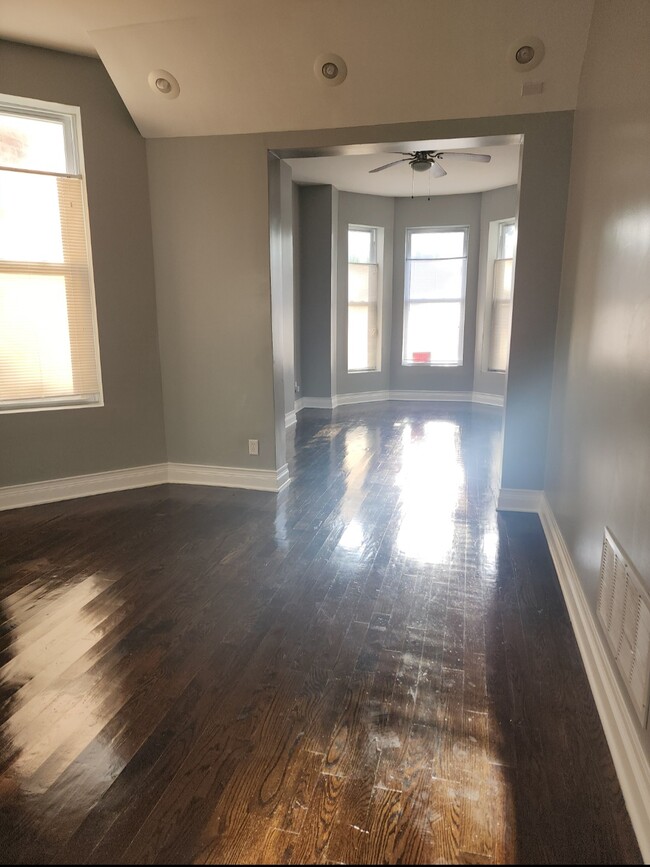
402;225;469;368
347;224;382;374
0;92;104;414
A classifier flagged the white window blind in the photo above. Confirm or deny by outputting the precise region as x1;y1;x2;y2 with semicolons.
403;227;468;366
487;220;516;373
0;98;102;412
348;226;380;372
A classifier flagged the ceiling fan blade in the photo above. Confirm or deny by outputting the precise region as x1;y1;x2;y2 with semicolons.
429;161;447;178
369;158;411;173
437;151;491;163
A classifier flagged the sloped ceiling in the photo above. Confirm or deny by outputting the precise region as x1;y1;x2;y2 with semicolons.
0;0;595;138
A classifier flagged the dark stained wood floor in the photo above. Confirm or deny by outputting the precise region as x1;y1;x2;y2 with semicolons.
0;402;641;864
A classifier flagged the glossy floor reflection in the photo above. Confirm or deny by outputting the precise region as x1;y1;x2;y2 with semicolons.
0;403;641;864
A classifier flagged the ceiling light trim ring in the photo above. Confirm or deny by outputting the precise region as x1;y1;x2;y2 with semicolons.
508;36;545;72
314;53;347;86
147;69;180;99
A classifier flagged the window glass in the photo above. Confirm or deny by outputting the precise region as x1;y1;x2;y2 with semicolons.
409;230;465;260
0;112;67;173
404;301;462;366
348;229;374;264
498;221;517;259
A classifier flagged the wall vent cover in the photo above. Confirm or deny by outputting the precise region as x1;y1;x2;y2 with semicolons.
597;527;650;727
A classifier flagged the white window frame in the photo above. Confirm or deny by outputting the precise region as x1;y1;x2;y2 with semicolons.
347;224;382;373
402;225;469;367
0;92;103;413
483;218;516;374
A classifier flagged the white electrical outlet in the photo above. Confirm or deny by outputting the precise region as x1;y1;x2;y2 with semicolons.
248;439;259;456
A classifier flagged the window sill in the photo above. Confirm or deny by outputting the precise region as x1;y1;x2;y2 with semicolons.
347;368;380;374
401;362;462;368
0;397;104;415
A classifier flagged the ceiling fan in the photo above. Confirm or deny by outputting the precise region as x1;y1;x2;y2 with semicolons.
369;150;491;178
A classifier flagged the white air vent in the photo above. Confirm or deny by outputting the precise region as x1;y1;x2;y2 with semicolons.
598;528;650;727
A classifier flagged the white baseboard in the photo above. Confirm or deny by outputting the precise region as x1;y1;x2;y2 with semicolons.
496;487;544;512
472;391;505;407
300;396;333;409
390;389;472;402
298;389;504;413
538;494;650;863
275;462;291;493
0;463;168;512
285;410;297;428
0;460;291;512
167;462;288;493
335;389;390;406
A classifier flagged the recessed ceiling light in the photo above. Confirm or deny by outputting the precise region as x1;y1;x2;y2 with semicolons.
314;53;347;86
515;45;535;65
155;77;172;94
322;62;339;80
508;36;545;72
147;69;180;99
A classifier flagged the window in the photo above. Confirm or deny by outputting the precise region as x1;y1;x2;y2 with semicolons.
403;226;468;366
347;225;380;372
487;219;516;372
0;95;102;412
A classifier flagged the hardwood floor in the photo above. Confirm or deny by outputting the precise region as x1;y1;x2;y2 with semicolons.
0;402;641;864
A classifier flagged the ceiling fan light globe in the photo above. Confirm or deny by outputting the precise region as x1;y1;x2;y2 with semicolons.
412;161;431;172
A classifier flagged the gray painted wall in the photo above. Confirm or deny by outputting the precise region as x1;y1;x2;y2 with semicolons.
474;185;519;397
280;162;295;418
0;40;166;485
292;183;302;399
146;134;277;469
390;194;481;392
267;155;289;470
545;1;650;758
330;188;339;398
298;185;336;398
336;191;394;395
499;116;573;490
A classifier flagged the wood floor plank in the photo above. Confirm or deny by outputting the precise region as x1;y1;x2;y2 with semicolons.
289;772;345;865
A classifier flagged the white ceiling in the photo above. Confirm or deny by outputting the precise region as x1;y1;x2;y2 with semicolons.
287;144;521;198
0;0;595;139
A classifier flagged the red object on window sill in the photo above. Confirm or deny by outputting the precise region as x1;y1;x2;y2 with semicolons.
412;351;431;363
